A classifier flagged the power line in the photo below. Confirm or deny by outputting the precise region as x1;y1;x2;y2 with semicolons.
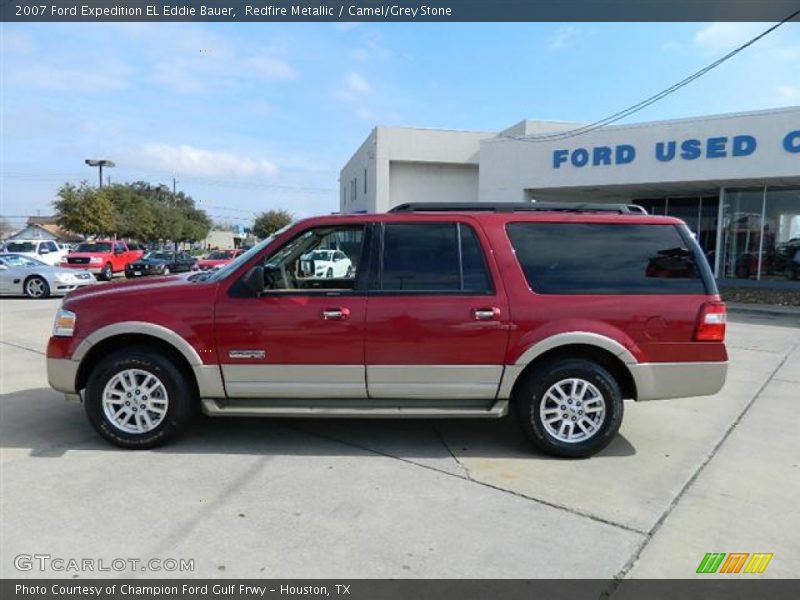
505;11;800;144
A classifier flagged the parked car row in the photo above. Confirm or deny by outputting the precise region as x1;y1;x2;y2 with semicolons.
0;240;256;297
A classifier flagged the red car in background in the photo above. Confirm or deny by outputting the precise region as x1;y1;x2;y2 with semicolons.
62;240;144;281
196;248;245;271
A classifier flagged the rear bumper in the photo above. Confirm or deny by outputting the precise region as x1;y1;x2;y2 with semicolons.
47;357;81;402
630;361;728;401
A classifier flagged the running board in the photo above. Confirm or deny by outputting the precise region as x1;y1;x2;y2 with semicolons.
201;398;509;419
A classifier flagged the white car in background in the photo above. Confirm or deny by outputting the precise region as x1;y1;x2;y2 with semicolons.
2;239;68;267
300;249;353;278
0;253;96;298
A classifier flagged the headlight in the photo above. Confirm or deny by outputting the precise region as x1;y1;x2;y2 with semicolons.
53;308;76;337
89;257;102;264
56;273;76;282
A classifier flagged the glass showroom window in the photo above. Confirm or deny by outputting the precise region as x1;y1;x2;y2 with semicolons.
763;187;800;283
720;188;765;280
721;187;800;282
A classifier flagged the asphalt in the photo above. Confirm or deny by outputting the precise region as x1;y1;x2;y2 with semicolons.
0;296;798;580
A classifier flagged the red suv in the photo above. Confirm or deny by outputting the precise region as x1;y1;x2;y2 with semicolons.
46;203;727;457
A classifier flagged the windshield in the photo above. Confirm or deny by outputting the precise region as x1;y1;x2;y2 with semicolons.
5;242;37;253
77;242;112;253
0;254;45;268
144;252;173;261
308;250;334;260
205;224;293;283
207;250;233;260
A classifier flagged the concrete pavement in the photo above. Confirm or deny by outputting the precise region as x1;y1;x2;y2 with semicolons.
0;297;798;580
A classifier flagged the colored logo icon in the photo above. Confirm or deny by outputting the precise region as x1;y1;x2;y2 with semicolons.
696;553;773;574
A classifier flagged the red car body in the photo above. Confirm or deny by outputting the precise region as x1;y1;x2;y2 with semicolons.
196;248;245;271
61;240;144;280
47;204;728;455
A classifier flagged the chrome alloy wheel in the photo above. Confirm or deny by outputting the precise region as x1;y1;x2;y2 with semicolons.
25;277;47;298
102;369;169;434
539;378;606;443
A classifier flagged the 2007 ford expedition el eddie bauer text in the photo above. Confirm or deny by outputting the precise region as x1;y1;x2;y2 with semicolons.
47;202;727;457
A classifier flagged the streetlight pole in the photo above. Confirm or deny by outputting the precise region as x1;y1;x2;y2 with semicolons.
85;159;115;188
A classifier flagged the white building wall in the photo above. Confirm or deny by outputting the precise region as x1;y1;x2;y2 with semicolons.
340;126;493;212
389;162;479;206
341;107;800;211
339;128;377;213
479;107;800;201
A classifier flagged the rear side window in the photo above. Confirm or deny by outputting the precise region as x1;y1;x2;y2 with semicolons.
506;222;708;294
379;222;492;293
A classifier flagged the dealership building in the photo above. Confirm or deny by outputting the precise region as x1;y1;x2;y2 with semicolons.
340;106;800;283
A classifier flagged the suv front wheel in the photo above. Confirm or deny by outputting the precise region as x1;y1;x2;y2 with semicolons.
85;347;195;449
514;358;623;458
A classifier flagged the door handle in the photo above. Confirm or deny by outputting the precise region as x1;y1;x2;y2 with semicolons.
473;307;501;321
322;307;350;320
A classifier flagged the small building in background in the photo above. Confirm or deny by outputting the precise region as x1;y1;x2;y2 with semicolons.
7;216;83;243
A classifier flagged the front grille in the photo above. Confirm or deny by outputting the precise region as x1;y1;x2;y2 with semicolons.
67;257;90;265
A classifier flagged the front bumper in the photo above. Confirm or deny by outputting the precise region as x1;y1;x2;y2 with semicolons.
47;357;81;402
629;361;728;401
61;263;104;273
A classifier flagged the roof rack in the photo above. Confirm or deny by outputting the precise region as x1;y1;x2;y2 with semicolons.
389;202;648;215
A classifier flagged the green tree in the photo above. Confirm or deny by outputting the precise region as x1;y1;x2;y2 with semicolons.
252;209;293;239
53;182;115;237
179;206;212;243
103;184;156;240
150;202;183;244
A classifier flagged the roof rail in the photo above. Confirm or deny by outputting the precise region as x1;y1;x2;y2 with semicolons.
388;202;648;215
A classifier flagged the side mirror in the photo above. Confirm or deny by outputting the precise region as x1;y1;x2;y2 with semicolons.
242;266;265;295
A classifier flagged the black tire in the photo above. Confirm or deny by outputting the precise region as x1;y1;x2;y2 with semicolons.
23;275;51;299
326;268;333;278
100;263;113;281
84;347;196;449
514;358;624;458
346;266;353;277
162;266;170;275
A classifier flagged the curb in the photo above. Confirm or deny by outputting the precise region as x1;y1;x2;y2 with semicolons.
726;302;800;318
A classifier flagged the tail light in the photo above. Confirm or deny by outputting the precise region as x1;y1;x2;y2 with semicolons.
695;302;727;341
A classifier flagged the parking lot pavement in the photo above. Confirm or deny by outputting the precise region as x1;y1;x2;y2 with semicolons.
0;298;798;580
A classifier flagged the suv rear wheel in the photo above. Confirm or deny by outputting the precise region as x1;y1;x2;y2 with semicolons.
85;347;195;449
514;358;623;458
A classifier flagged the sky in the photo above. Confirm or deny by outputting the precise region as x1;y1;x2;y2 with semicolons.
1;21;799;229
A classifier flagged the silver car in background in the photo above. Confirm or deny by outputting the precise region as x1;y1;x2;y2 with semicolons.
0;253;97;298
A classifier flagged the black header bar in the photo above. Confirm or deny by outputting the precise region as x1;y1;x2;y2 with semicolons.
3;0;800;23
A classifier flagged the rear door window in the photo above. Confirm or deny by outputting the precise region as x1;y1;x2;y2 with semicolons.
377;222;493;293
506;222;710;294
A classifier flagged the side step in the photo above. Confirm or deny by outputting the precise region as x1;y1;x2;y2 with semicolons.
201;398;509;419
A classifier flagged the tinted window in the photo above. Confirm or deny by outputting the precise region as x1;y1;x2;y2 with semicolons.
6;242;36;253
78;243;112;253
379;222;491;293
460;224;492;293
506;223;708;294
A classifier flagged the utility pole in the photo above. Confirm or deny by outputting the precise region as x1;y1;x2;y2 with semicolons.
85;159;115;188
